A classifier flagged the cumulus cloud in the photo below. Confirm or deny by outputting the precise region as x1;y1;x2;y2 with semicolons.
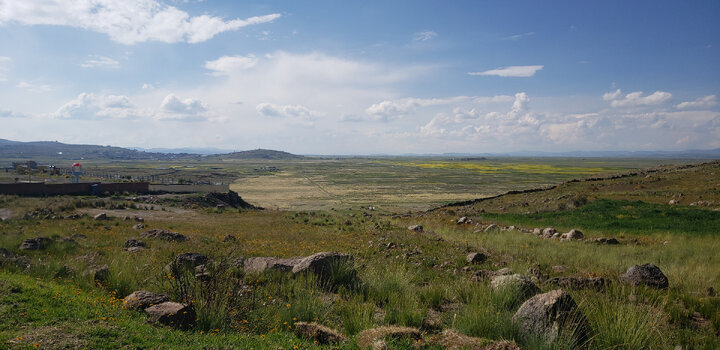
256;103;317;119
204;55;258;76
365;95;513;121
468;65;543;77
0;56;9;81
17;81;52;92
159;94;209;120
0;1;281;44
603;89;672;107
50;93;142;120
413;31;437;41
81;55;120;69
676;95;717;109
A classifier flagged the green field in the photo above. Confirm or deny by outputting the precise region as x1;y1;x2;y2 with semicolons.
1;157;719;349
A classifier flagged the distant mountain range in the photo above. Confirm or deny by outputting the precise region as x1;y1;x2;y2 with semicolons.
1;138;719;160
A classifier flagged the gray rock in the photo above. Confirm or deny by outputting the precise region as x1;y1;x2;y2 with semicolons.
132;223;145;229
408;225;423;232
546;276;608;291
619;263;668;289
532;228;542;235
0;248;30;268
144;302;195;329
512;289;590;347
167;253;209;274
561;229;584;240
141;229;188;242
495;267;514;276
125;246;146;253
93;213;108;220
88;265;110;285
123;290;170;309
292;252;354;282
124;239;147;249
457;216;472;224
491;274;540;298
244;256;303;274
542;227;556;238
19;237;52;250
484;224;499;232
588;237;620;245
466;252;487;264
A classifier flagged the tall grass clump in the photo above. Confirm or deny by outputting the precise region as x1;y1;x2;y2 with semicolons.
337;296;375;335
584;296;667;349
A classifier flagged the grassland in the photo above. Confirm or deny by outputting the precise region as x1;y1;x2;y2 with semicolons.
0;157;719;349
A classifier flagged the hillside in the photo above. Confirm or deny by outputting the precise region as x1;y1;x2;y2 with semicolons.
218;149;303;160
0;139;199;161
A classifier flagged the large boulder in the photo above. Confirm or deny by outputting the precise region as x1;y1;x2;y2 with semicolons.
619;263;668;289
141;229;188;242
19;237;52;250
512;289;590;347
357;326;422;349
294;322;347;344
292;252;354;281
491;274;540;298
144;302;195;329
123;290;170;309
244;256;303;274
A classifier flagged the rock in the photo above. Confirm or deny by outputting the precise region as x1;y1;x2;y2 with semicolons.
484;224;499;232
357;326;422;350
294;322;347;344
546;276;608;291
292;252;354;283
19;237;52;250
132;223;145;229
126;246;146;253
93;213;108;220
429;329;492;349
0;248;30;268
134;216;144;222
620;263;669;289
551;232;562;239
495;267;514;276
244;256;303;274
408;225;423;232
124;239;147;249
466;252;488;264
141;229;188;242
588;237;620;245
386;242;396;249
532;228;542;235
457;217;472;224
167;253;209;274
542;227;556;238
561;229;584;240
512;289;590;347
668;199;678;205
470;269;496;281
490;274;540;298
144;302;196;329
87;265;110;285
223;234;237;242
123;290;170;309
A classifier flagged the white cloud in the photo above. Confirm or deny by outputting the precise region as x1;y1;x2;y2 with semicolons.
142;83;155;89
0;1;281;45
16;81;52;92
204;55;258;76
0;109;27;118
0;56;9;81
365;95;513;121
413;31;437;41
468;65;543;77
506;31;534;40
81;55;120;69
603;89;672;107
256;103;317;119
159;94;209;120
50;93;143;120
676;95;717;109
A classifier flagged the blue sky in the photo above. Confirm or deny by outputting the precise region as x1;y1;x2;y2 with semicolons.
1;0;718;154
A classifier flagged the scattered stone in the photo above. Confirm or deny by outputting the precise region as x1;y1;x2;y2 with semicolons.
124;239;147;249
244;256;303;274
408;225;423;232
357;326;422;350
294;322;347;344
466;252;488;264
144;302;196;329
134;216;144;222
620;263;668;289
491;274;540;298
470;269;496;281
429;329;492;349
167;253;209;274
495;267;514;276
588;237;620;245
19;237;52;250
386;242;396;249
141;229;188;242
457;217;472;224
668;199;678;205
551;232;563;239
87;265;110;285
546;276;608;291
0;248;30;268
123;290;170;309
93;213;108;220
542;227;556;238
484;224;499;232
532;228;542;235
126;246;146;253
561;229;584;240
132;223;145;230
70;233;87;239
512;289;590;346
292;252;354;282
223;234;237;242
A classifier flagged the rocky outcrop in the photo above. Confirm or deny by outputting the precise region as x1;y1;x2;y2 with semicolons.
123;290;170;309
141;229;188;242
294;322;347;344
144;302;196;329
512;289;590;347
619;263;669;289
19;237;52;250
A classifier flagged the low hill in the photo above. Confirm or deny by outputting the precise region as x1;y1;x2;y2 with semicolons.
218;149;303;160
0;139;199;161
